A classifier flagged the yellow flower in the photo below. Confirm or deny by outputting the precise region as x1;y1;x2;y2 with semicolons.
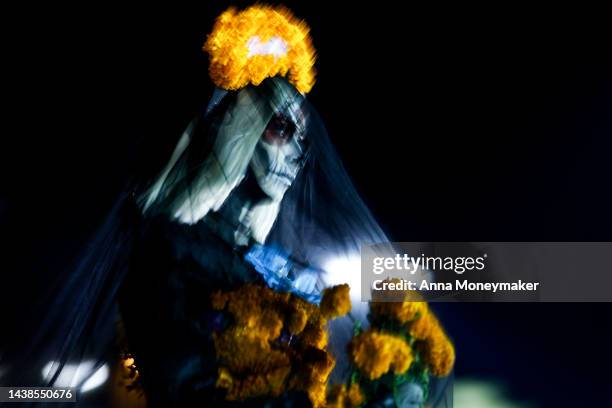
348;330;413;380
326;384;345;408
327;383;365;408
287;359;331;407
402;305;455;376
320;284;352;320
203;5;316;93
300;321;328;349
308;348;336;383
286;294;317;334
418;327;455;377
258;309;284;339
370;300;427;324
218;365;291;400
408;308;439;340
287;305;309;334
287;347;335;408
216;367;234;390
307;380;327;408
289;347;334;383
211;284;339;407
213;327;290;374
370;278;427;325
346;383;365;407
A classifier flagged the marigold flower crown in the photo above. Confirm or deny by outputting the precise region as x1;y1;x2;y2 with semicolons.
203;5;316;94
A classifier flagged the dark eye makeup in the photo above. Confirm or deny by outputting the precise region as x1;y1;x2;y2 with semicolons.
263;114;297;144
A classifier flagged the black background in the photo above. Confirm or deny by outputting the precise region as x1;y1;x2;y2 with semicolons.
3;1;612;406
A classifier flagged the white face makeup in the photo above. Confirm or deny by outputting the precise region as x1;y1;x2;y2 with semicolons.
249;110;308;201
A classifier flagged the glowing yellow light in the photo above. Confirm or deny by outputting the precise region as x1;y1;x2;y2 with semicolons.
122;357;134;368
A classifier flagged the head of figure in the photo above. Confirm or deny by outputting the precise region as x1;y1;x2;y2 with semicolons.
138;78;310;226
249;102;309;201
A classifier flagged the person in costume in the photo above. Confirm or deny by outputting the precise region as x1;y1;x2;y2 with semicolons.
1;5;453;407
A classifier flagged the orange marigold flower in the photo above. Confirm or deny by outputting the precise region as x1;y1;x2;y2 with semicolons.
326;384;345;408
211;283;348;406
216;367;234;390
203;5;316;93
320;284;352;320
213;327;290;374
257;309;284;339
287;347;335;407
287;304;309;334
306;380;327;408
299;321;328;349
219;365;291;400
348;330;413;380
306;347;336;383
408;308;440;340
418;327;455;377
346;382;365;407
370;300;427;324
326;383;365;408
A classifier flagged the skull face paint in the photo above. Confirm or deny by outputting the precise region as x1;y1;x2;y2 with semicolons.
249;110;308;201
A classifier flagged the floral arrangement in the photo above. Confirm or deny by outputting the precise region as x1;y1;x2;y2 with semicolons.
203;5;316;94
210;283;351;407
344;286;455;406
210;281;454;407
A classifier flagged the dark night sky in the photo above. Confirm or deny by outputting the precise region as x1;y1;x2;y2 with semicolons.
3;2;612;406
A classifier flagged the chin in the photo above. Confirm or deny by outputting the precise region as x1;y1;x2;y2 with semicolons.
260;176;292;201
